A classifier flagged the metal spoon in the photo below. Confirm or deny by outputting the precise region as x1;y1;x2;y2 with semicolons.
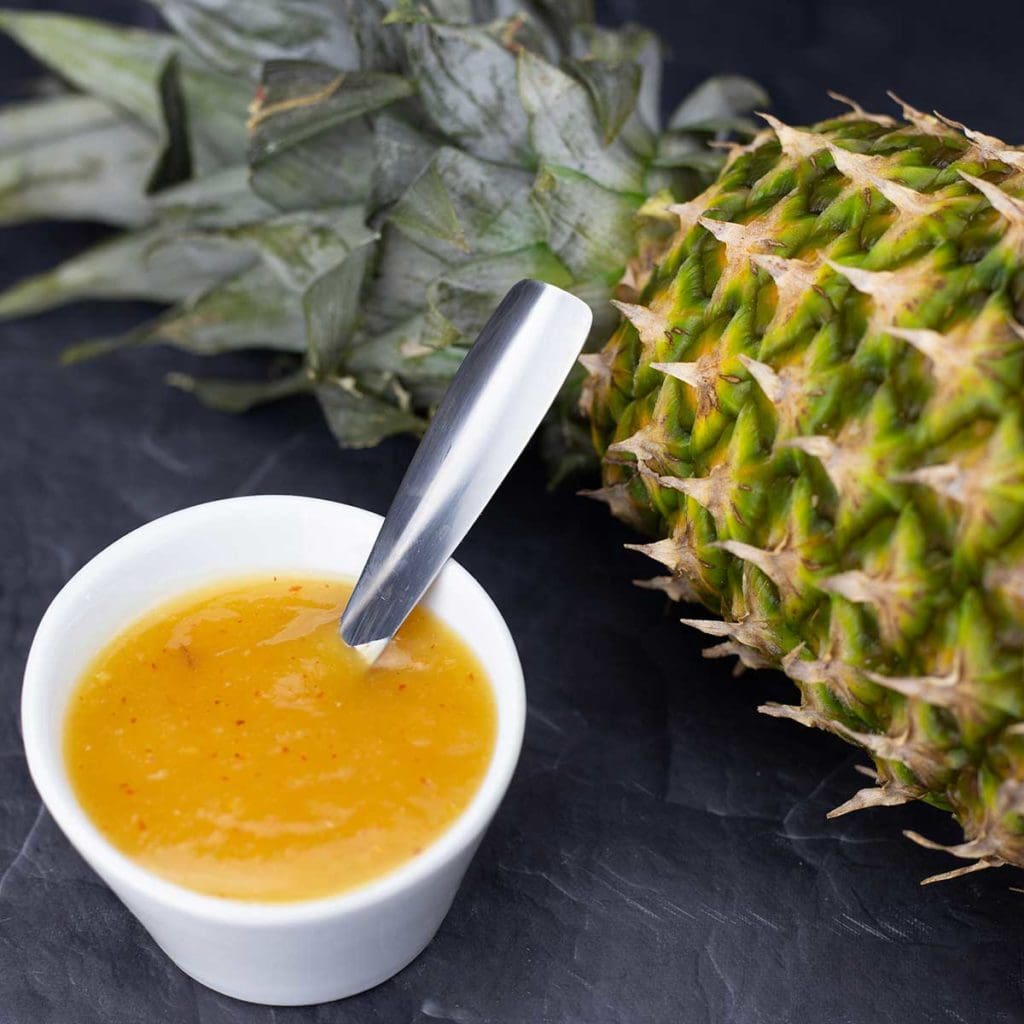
339;279;593;664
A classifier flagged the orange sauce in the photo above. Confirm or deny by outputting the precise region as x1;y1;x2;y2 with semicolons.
64;576;496;902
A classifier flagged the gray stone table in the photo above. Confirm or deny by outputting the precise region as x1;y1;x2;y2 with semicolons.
2;2;1023;1021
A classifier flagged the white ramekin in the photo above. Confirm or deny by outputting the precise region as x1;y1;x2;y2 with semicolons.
21;495;525;1006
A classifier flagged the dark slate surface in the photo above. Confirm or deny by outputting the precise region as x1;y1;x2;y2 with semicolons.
2;3;1024;1023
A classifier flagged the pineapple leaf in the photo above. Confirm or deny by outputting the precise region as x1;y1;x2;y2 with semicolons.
147;0;359;76
570;23;661;132
389;148;542;260
380;1;436;27
0;103;156;226
427;1;479;21
250;120;377;212
0;226;253;317
388;158;468;254
145;52;193;191
0;10;199;191
347;313;464;383
153;166;278;228
0;93;111;152
303;251;374;375
0;0;770;493
667;75;770;130
387;0;592;52
517;48;644;194
562;57;641;145
63;262;307;363
529;0;595;47
342;0;404;71
360;228;450;331
167;368;311;412
423;244;573;341
651;140;730;173
247;61;411;210
0;10;173;129
532;165;640;282
248;62;413;154
369;112;440;213
316;377;425;449
220;206;377;291
672;116;761;136
176;60;252;173
0;10;250;187
402;19;530;165
427;150;544;256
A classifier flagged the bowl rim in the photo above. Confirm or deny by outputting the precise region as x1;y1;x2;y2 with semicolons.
21;494;525;927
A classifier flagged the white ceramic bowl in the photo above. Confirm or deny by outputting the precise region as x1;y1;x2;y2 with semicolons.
21;495;525;1006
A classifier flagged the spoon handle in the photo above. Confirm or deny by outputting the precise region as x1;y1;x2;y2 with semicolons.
340;279;593;662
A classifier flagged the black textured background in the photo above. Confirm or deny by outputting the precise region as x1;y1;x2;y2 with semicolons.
2;3;1024;1023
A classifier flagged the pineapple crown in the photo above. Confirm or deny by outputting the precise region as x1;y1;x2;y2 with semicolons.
0;0;764;477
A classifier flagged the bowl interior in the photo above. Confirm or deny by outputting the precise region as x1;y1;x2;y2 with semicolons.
21;495;524;920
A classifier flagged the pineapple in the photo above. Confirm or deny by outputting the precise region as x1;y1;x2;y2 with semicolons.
584;97;1024;881
5;2;1023;880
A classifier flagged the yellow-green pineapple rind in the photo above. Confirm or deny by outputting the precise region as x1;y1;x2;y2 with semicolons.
585;97;1024;880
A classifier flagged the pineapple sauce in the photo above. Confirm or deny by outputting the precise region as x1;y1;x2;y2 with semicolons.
64;576;496;902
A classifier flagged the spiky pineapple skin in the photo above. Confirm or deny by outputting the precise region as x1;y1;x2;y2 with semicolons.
585;98;1024;878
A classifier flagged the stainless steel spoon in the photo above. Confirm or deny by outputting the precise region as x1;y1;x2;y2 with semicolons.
339;279;593;664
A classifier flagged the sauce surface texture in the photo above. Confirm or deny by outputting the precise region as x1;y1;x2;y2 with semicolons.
64;576;496;901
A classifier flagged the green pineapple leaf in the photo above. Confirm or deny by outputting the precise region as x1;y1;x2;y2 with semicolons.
152;166;278;228
316;376;425;449
167;369;311;412
175;61;252;173
0;99;156;226
342;0;404;70
387;158;469;255
667;74;769;129
652;139;736;172
563;56;642;145
220;206;377;291
401;19;530;165
517;48;645;194
531;0;595;45
0;10;252;178
0;10;173;128
531;165;639;282
0;10;198;190
368;112;439;213
421;244;572;344
346;313;464;385
0;93;103;151
63;262;307;363
0;227;253;317
571;22;662;132
247;60;412;209
388;149;543;260
358;229;450;331
302;245;376;375
146;0;358;75
145;52;192;191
